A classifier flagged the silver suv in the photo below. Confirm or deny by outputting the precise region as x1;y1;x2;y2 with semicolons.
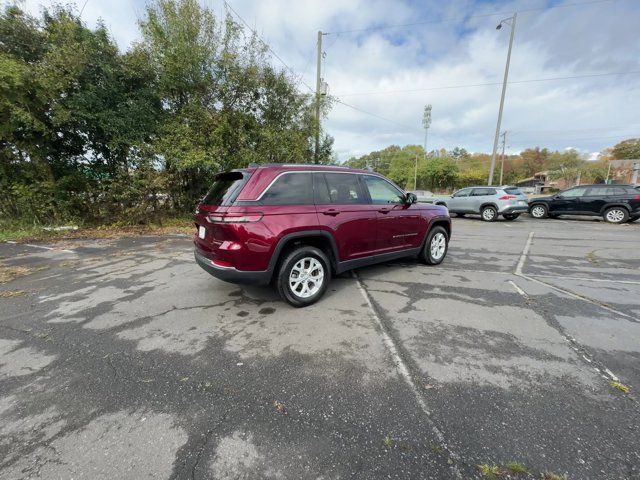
434;186;528;221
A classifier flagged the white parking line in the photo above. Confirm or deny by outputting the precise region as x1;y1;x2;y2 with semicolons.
353;272;462;477
515;231;534;275
4;241;75;254
508;280;529;298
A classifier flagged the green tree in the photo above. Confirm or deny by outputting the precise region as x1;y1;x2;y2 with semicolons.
612;138;640;159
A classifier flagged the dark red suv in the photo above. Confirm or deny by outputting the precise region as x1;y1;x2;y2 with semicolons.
194;165;451;306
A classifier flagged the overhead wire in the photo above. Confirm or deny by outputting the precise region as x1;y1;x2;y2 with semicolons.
223;0;315;93
333;71;640;97
324;0;619;35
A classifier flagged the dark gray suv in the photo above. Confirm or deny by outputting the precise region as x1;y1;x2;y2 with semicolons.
434;186;529;221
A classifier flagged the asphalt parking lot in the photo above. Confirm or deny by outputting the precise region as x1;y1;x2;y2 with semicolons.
1;215;639;479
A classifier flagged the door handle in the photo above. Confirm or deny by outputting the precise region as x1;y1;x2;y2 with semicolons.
378;208;391;214
321;209;340;216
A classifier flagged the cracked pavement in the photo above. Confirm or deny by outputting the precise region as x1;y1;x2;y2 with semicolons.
0;216;639;479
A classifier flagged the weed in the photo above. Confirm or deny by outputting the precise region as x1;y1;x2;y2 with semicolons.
382;436;393;448
543;472;568;480
611;381;630;394
505;461;528;475
477;464;500;478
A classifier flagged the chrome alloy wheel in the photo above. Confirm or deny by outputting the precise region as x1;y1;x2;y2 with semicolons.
289;257;324;298
531;205;546;218
430;232;447;260
606;208;625;223
482;208;496;221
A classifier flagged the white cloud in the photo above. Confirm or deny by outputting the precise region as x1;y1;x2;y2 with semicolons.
16;0;640;160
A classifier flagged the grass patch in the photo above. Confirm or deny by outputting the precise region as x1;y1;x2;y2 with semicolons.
477;464;500;478
505;461;529;475
611;381;630;394
543;473;568;480
0;216;193;243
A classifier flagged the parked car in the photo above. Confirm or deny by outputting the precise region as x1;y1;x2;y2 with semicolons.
194;165;451;307
407;189;436;203
433;186;529;221
528;184;640;224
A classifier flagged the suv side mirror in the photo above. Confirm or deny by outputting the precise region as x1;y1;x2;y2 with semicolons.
405;192;417;204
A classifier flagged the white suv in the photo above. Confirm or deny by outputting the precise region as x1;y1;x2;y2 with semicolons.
434;186;529;221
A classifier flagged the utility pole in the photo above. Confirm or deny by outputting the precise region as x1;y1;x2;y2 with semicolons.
605;160;612;184
499;131;507;185
314;30;323;164
632;161;639;185
488;12;517;186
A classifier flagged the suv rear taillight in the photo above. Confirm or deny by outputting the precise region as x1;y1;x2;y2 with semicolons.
499;195;517;200
207;213;263;223
634;195;640;200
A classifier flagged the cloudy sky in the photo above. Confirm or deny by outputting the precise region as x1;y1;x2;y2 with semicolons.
14;0;640;161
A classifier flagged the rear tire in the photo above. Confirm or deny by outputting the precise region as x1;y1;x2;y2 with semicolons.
603;207;629;224
276;246;331;307
420;226;448;265
529;204;548;219
481;206;497;222
503;213;520;221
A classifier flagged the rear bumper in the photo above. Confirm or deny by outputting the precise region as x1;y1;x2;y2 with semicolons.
194;250;271;285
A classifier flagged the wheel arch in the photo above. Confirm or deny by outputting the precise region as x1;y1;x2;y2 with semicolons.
480;202;499;211
600;203;631;215
267;231;339;281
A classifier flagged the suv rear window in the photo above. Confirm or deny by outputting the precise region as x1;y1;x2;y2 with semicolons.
504;187;524;195
202;171;247;206
261;172;313;205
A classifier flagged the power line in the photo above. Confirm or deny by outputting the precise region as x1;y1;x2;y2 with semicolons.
334;70;640;97
511;134;638;143
333;98;420;132
325;0;618;35
223;1;315;93
510;124;640;136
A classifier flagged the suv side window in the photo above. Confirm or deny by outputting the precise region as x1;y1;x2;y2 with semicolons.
362;175;404;204
453;188;472;198
318;173;365;204
604;187;626;196
471;188;497;196
560;187;587;198
261;172;313;205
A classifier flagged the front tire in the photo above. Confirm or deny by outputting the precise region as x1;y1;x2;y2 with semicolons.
604;207;629;224
503;213;520;221
481;206;497;222
276;246;331;307
529;204;548;219
421;226;448;265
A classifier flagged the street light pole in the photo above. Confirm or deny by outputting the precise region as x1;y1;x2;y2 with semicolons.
488;13;517;186
314;30;323;164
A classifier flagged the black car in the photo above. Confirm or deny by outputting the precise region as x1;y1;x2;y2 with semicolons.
528;184;640;224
